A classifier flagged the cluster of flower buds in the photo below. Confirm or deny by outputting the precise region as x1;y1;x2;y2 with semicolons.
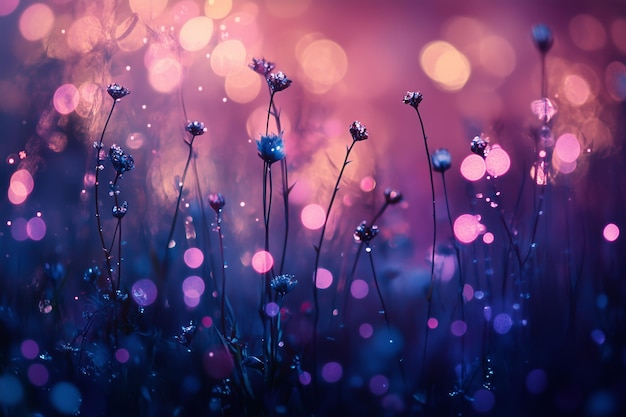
249;57;292;93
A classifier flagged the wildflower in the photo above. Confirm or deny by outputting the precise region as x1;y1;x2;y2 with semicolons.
112;201;128;218
249;57;275;76
403;91;423;109
107;83;130;100
185;121;206;136
209;193;225;213
174;320;197;348
431;148;452;173
349;121;369;142
384;188;403;205
109;144;135;174
471;135;491;158
531;24;554;54
353;221;379;243
267;71;292;92
256;133;285;164
270;274;298;296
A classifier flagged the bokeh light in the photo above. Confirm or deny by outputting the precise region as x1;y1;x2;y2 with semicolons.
265;302;280;317
67;15;103;53
314;267;333;289
460;154;486;181
485;145;511;177
359;323;373;339
210;39;247;76
27;216;46;241
182;275;206;300
27;363;49;387
0;0;19;17
53;83;80;115
21;339;39;359
179;16;214;52
479;35;516;78
203;345;234;379
19;3;54;41
450;320;467;336
131;279;158;307
129;0;168;21
604;61;626;102
184;247;204;268
483;232;494;244
563;74;591;106
0;374;23;405
10;217;29;241
611;18;626;53
591;329;606;345
251;250;274;273
472;388;496;413
265;0;311;18
369;374;389;396
50;381;82;415
427;317;439;329
204;0;233;19
420;41;471;91
9;169;34;205
321;361;343;383
526;368;548;394
225;67;262;103
301;204;326;230
298;39;348;94
115;348;130;363
603;223;619;242
493;313;513;334
570;14;606;51
350;279;369;299
299;371;312;385
453;214;482;244
554;133;581;163
115;14;147;52
359;176;376;192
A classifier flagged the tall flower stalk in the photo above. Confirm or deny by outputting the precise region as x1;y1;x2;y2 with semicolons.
312;121;368;385
94;83;130;288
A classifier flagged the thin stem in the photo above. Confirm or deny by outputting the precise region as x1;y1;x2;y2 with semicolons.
367;244;390;329
265;92;275;135
279;157;289;275
94;100;117;285
216;210;227;335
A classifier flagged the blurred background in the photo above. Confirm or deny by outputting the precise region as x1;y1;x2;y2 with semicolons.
1;0;626;416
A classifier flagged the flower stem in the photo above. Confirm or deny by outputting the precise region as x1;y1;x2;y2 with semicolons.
216;209;227;335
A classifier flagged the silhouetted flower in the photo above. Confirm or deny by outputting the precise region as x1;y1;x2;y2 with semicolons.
209;193;225;213
186;121;206;136
471;135;491;158
532;24;554;54
112;201;128;218
249;57;275;76
267;71;292;92
354;221;379;243
109;144;135;174
270;274;298;296
349;121;369;142
403;91;424;109
107;83;130;100
256;133;285;164
384;188;403;205
431;148;452;173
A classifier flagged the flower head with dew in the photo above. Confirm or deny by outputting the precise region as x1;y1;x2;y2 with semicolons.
109;144;135;174
175;320;197;349
249;57;276;77
112;201;128;218
471;135;491;158
354;221;379;243
185;121;206;137
107;83;130;100
349;121;369;142
432;148;452;173
267;71;292;93
270;274;298;296
532;24;554;54
209;193;225;213
384;188;403;205
403;91;424;109
256;133;285;165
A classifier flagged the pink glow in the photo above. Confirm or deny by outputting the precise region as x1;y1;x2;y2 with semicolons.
9;169;34;205
450;320;467;336
53;84;80;115
21;339;39;359
359;323;373;338
301;204;325;230
182;275;205;299
252;250;274;273
485;145;511;177
131;279;158;307
554;133;581;163
460;154;486;181
299;371;312;385
183;247;204;269
19;3;54;41
482;232;495;244
314;267;333;289
26;217;46;241
179;16;213;51
115;348;130;363
0;0;19;17
427;317;439;329
10;218;28;241
202;316;213;328
265;302;280;317
350;279;369;299
453;214;482;244
359;176;376;192
603;223;620;242
463;284;474;302
321;362;343;383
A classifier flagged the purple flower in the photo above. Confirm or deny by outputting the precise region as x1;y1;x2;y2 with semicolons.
353;221;379;243
107;83;130;100
471;135;491;158
185;121;206;136
403;91;423;109
431;148;452;173
109;144;135;174
249;57;275;76
270;274;298;296
256;133;285;164
532;24;554;54
112;201;128;218
209;193;225;213
267;71;292;92
349;121;369;142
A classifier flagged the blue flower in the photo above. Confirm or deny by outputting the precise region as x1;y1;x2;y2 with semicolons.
109;144;135;174
270;274;298;296
431;148;452;173
107;83;130;100
267;71;292;92
256;133;285;165
353;221;379;243
185;121;206;136
532;24;554;54
403;91;423;109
